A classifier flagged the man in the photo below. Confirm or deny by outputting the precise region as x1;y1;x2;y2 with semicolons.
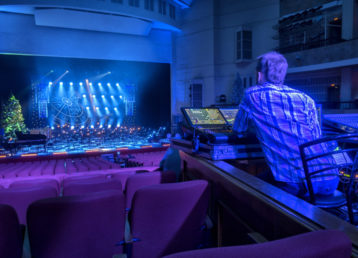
233;52;338;196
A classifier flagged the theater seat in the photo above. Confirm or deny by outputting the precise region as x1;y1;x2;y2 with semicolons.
129;180;209;258
0;185;58;225
27;190;125;258
62;178;122;196
162;230;352;258
0;204;23;258
124;172;161;210
9;178;61;195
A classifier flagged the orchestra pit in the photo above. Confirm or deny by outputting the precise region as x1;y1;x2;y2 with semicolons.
0;0;358;257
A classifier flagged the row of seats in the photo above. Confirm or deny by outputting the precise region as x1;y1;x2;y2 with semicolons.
0;157;121;178
0;170;175;225
0;180;209;258
126;151;166;166
0;150;166;178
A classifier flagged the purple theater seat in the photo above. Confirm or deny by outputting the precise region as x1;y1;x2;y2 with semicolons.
125;172;161;210
129;180;209;258
106;170;137;190
63;178;122;196
163;230;352;258
160;170;177;183
10;178;60;194
27;190;125;258
0;185;58;224
62;174;107;188
0;204;23;258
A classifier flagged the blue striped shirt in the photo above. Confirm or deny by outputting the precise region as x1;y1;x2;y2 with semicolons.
233;83;337;184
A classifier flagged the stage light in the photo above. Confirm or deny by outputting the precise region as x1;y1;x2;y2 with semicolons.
96;107;99;110
91;125;94;129
60;82;63;86
93;95;96;98
69;82;73;86
120;95;123;99
114;107;118;111
116;83;119;87
105;107;108;110
117;124;120;128
98;83;102;86
82;94;86;98
51;126;54;130
99;125;103;128
89;82;93;86
101;95;105;98
108;125;111;128
111;95;114;98
71;126;74;130
79;82;83;86
86;106;90;110
81;125;84;129
107;83;111;86
49;82;53;86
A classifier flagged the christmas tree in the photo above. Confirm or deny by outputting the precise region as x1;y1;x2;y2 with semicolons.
1;94;27;138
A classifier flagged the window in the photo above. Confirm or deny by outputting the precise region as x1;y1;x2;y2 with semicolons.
236;29;252;61
111;0;123;3
158;0;167;15
145;0;154;11
129;0;139;7
169;4;176;19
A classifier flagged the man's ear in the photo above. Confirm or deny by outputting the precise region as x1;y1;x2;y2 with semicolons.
257;71;264;84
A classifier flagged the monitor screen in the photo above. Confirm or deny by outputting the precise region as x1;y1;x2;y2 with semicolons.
183;108;227;126
220;108;239;125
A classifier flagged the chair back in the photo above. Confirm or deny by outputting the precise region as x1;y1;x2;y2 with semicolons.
63;178;122;196
10;178;60;194
125;172;161;210
0;204;22;258
162;230;352;258
62;174;107;188
299;134;358;202
107;170;137;189
27;190;125;258
0;185;58;224
130;180;209;258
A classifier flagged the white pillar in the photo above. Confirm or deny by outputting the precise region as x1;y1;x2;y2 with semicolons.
340;67;352;101
342;0;357;40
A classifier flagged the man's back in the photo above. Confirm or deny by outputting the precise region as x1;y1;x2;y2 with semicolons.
234;82;323;183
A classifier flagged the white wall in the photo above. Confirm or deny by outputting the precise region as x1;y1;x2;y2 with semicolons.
171;0;216;121
0;12;172;63
171;0;279;121
214;0;279;104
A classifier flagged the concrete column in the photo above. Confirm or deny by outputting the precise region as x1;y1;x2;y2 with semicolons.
340;67;352;101
342;0;357;40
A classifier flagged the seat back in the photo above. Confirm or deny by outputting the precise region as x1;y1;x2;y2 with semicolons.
106;170;136;189
0;185;58;224
27;190;125;258
0;204;23;258
62;174;106;188
125;172;161;210
299;134;358;197
10;178;60;194
63;178;122;196
130;180;209;258
163;230;352;258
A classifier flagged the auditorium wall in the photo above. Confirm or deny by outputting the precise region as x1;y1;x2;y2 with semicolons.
171;0;279;125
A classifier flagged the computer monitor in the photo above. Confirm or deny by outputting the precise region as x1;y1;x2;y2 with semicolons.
219;108;239;126
181;107;227;127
